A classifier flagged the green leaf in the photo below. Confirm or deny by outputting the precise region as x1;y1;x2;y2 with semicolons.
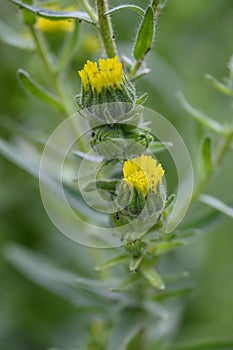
180;207;225;231
73;150;103;163
107;307;151;350
136;92;148;105
205;73;233;96
106;4;144;16
169;337;233;350
6;0;95;24
62;182;109;225
94;254;128;272
202;136;213;174
178;92;225;134
150;141;173;154
3;243;126;306
153;240;183;256
141;264;165;290
0;138;40;178
17;69;65;112
82;179;119;192
134;6;155;61
199;194;233;219
164;194;176;209
155;286;193;302
129;255;144;272
0;19;35;49
0;137;106;224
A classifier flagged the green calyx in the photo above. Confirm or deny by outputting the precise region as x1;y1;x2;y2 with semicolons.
116;180;166;221
90;124;154;159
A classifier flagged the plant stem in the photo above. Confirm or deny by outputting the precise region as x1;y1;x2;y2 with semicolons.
29;26;88;151
29;26;70;112
79;0;98;23
128;60;142;81
97;0;117;58
191;130;233;204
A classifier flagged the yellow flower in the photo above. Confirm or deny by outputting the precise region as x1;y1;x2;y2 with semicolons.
78;56;124;94
35;6;75;33
123;154;165;196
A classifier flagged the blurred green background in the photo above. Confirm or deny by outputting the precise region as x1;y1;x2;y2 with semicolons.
0;0;233;349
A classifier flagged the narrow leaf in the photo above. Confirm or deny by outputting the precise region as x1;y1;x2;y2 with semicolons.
155;286;193;302
178;92;225;134
205;73;233;96
0;137;106;224
6;0;94;24
202;137;213;174
17;69;65;112
154;240;182;256
180;207;225;230
0;138;39;178
3;243;126;305
82;179;119;192
134;6;155;61
199;194;233;219
106;4;144;16
107;308;150;350
0;19;34;49
169;337;233;350
129;255;144;272
73;150;103;163
141;264;165;290
94;254;128;272
164;194;176;209
150;141;173;154
136;92;148;105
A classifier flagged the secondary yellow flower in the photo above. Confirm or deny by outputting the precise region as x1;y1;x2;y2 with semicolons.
36;6;75;32
78;56;124;94
123;154;164;196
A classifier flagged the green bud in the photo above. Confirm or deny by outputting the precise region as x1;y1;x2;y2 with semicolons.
77;57;142;124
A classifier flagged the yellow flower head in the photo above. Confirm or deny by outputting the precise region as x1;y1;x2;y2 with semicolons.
123;154;165;196
78;56;124;94
35;6;75;33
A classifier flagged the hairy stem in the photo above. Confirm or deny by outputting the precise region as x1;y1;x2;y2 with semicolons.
79;0;98;23
127;60;142;81
97;0;117;58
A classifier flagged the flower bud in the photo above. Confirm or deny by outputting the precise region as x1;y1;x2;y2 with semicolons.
116;154;166;222
90;124;153;160
77;56;141;123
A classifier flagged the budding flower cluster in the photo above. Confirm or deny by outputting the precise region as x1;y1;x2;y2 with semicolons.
77;57;166;226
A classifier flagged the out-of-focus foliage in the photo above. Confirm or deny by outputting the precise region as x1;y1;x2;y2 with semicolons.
0;0;233;349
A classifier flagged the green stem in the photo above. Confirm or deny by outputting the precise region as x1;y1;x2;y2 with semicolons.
29;26;88;151
29;26;69;111
128;60;142;81
191;131;233;204
97;0;117;58
79;0;98;23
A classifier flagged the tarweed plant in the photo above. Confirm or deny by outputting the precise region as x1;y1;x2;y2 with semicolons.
0;0;233;349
